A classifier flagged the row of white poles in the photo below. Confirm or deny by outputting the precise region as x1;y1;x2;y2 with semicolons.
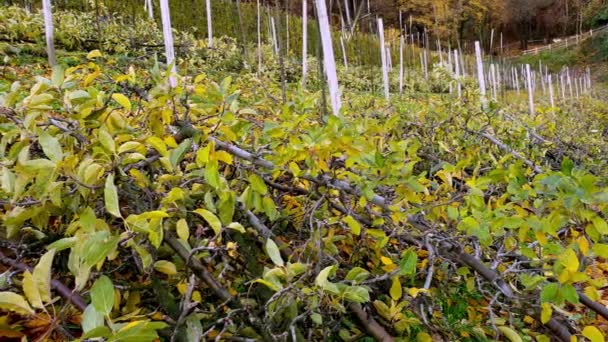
40;1;594;117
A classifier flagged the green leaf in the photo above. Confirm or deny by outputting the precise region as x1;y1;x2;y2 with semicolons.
82;304;105;333
497;326;522;342
218;192;236;224
111;93;132;111
104;174;122;218
265;239;284;267
32;249;56;304
107;320;166;342
83;232;120;267
592;243;608;258
343;215;361;236
91;275;114;315
22;271;43;309
540;283;559;304
248;174;268;195
51;65;65;87
342;285;370;303
193;209;222;235
582;326;605;342
315;265;336;288
98;129;115;154
345;267;370;283
561;284;579;304
0;292;35;315
399;248;418;276
38;131;63;162
592;217;608;235
169;139;192;168
154;261;178;275
253;279;281;291
205;160;220;189
226;222;246;234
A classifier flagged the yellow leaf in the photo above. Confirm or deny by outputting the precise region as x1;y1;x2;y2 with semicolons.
176;280;187;295
380;256;393;265
584;286;599;301
193;209;222;235
498;326;522;342
32;249;56;303
22;271;43;309
176;219;189;241
0;292;35;315
560;249;579;272
416;332;432;342
111;93;132;112
541;303;552;324
192;291;201;303
408;288;428;298
154;261;177;275
114;288;121;312
582;326;604;342
87;50;102;59
577;236;589;256
146;136;168;157
390;277;402;301
215;151;233;165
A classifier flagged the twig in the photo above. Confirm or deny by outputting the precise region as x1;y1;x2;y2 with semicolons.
473;130;544;174
163;231;232;303
170;274;197;342
0;251;87;311
348;303;395;342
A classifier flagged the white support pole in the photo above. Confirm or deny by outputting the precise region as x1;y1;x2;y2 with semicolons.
160;0;177;87
567;67;573;98
514;67;520;95
490;64;498;101
560;72;566;99
42;0;56;67
145;0;154;19
206;0;213;47
271;17;279;55
454;49;461;99
315;0;341;115
340;35;348;69
286;11;290;54
378;18;390;100
399;35;404;95
474;41;487;109
548;74;555;108
257;0;262;73
343;0;352;29
302;0;307;85
525;64;535;115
